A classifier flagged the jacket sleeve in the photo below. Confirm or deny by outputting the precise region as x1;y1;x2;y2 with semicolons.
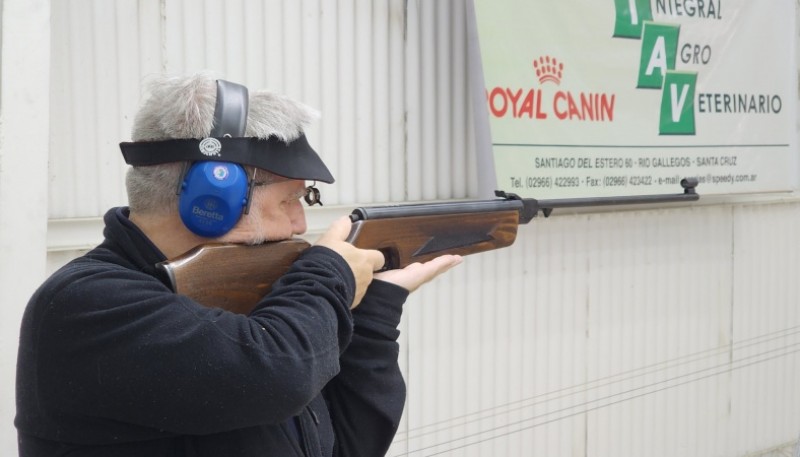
23;246;355;436
323;280;409;457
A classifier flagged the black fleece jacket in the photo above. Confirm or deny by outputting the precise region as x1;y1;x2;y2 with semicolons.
16;208;408;456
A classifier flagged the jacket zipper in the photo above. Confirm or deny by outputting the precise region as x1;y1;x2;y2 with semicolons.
298;405;320;457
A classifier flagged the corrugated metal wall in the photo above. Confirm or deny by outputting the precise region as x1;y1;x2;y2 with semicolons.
45;1;800;456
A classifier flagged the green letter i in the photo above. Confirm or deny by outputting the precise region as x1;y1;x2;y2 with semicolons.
613;0;652;38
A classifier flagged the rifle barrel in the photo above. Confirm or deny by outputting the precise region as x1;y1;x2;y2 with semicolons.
537;177;697;211
351;178;699;223
538;190;698;210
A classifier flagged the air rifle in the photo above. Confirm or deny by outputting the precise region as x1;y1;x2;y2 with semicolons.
159;178;699;314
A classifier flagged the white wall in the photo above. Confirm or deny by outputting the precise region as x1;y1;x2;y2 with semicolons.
0;0;50;454
1;1;799;456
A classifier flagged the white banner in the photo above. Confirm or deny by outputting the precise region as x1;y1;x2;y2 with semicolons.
473;0;796;198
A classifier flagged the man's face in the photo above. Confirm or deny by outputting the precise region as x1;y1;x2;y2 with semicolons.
218;177;308;245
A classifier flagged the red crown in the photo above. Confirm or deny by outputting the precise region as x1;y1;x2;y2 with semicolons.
533;56;564;85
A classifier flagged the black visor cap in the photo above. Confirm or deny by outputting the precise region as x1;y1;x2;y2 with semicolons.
119;134;335;184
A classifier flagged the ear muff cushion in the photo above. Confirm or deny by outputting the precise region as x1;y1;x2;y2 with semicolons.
178;162;249;237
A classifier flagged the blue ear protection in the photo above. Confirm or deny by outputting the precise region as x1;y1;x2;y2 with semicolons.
178;161;249;237
178;80;251;238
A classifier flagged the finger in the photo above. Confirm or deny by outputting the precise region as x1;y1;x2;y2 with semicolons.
404;255;462;278
422;254;463;273
368;249;386;271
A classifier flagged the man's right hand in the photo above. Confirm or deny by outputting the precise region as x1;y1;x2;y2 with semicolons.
314;216;385;308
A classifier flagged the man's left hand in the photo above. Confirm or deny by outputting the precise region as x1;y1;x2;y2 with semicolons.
373;255;463;293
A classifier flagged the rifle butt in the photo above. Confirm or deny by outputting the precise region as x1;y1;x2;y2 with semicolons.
158;239;311;314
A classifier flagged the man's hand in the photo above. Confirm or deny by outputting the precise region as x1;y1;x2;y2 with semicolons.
315;216;385;308
374;254;463;293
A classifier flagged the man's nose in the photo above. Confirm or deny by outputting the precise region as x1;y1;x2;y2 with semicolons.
290;202;307;235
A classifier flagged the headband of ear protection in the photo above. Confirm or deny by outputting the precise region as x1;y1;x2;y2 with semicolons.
120;79;335;238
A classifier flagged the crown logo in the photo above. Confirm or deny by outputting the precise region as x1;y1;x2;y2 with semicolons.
533;56;564;85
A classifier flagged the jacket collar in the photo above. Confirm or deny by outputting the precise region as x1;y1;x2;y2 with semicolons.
101;207;170;284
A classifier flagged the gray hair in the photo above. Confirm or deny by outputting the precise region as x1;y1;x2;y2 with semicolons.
125;72;318;214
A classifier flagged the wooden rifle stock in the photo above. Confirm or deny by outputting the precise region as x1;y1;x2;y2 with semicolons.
159;179;699;314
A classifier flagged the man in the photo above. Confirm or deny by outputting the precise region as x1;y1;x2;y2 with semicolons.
15;73;461;456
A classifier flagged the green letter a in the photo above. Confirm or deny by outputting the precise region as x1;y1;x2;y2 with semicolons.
637;22;680;89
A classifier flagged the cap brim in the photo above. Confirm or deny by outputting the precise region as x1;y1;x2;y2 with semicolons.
120;134;335;184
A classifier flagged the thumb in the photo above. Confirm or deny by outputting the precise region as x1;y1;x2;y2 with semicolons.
317;216;353;244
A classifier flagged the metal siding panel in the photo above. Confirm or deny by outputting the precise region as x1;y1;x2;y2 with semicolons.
353;0;373;202
388;0;406;202
404;0;423;202
300;0;322;114
49;0;162;218
405;0;476;203
417;0;437;201
242;1;266;85
333;0;358;203
91;0;125;207
48;0;74;216
450;0;469;199
299;0;323;195
317;0;342;204
371;0;391;203
586;206;734;457
434;0;452;200
281;1;304;103
731;202;800;456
